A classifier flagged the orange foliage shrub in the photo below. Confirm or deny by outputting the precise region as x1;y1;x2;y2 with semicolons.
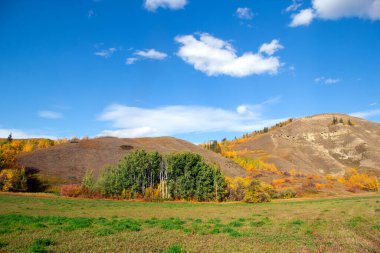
271;178;286;188
60;184;83;197
315;183;326;189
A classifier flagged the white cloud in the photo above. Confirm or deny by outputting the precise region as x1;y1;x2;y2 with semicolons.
97;99;283;138
313;0;380;20
370;102;377;106
125;49;167;65
236;7;254;20
125;57;138;65
290;0;380;27
135;49;167;60
144;0;187;11
94;48;116;58
289;8;315;27
351;109;380;119
314;77;341;84
0;129;56;139
286;0;302;12
175;33;283;77
38;110;62;119
259;40;284;56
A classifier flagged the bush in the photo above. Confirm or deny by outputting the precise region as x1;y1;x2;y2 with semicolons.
243;180;272;203
60;185;83;197
273;188;296;199
143;186;161;202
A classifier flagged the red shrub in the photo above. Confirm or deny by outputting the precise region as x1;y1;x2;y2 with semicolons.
60;184;83;197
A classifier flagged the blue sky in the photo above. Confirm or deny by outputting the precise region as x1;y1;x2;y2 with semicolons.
0;0;379;143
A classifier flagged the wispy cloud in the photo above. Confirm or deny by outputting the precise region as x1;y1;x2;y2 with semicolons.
94;48;116;58
175;33;284;77
135;49;167;60
289;0;380;27
0;128;57;139
125;57;138;65
236;7;254;20
314;77;341;85
97;98;283;138
286;0;302;12
370;102;377;106
38;110;62;119
88;9;95;18
125;49;167;65
351;109;380;119
144;0;187;12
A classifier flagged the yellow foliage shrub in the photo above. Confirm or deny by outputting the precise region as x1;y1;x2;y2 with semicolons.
341;168;379;192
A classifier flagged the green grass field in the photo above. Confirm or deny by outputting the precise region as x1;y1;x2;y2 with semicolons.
0;194;379;253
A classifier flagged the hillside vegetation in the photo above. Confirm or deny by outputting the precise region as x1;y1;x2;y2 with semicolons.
201;114;380;197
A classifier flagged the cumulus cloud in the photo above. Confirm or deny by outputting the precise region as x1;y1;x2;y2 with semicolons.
259;40;284;56
290;0;380;27
289;8;315;27
314;77;341;84
144;0;187;11
175;33;283;77
135;49;167;60
236;7;254;20
313;0;380;20
351;109;380;119
97;99;283;138
94;48;116;58
38;110;62;119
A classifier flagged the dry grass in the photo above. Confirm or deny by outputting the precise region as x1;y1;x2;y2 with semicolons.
0;193;379;252
17;137;246;183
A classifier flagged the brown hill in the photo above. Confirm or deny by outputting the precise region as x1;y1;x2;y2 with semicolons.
17;136;246;182
231;114;380;176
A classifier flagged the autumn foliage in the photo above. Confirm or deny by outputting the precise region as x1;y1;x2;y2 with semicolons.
338;168;379;192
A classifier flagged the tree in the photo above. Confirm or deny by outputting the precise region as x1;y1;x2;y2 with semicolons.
93;150;227;202
82;169;95;192
7;133;12;143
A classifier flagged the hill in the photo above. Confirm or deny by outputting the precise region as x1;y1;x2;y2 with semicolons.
228;114;380;176
17;136;246;183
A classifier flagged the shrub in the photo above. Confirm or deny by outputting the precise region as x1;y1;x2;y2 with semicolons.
29;238;53;253
60;185;83;197
143;186;161;202
165;245;184;253
243;179;272;203
344;169;379;192
274;188;296;199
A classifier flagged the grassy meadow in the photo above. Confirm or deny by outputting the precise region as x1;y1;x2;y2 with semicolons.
0;193;379;253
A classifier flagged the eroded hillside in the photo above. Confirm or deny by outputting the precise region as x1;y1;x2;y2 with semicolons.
229;114;380;176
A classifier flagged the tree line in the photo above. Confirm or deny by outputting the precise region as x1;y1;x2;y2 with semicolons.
81;150;227;202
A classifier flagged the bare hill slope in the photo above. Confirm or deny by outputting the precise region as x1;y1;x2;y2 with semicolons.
231;114;380;176
17;137;246;182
